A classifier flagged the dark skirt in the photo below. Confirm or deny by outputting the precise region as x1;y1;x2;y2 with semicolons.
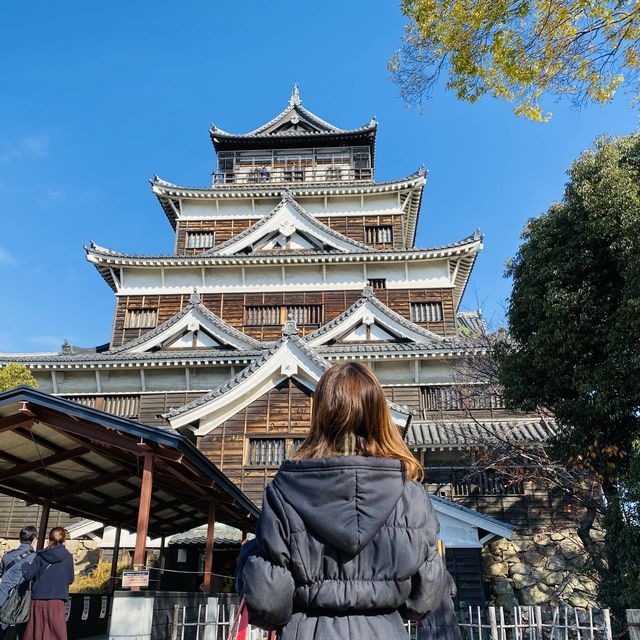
23;600;67;640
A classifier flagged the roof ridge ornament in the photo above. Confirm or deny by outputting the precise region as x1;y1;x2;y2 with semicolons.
282;314;299;336
189;287;201;305
362;285;374;298
281;189;295;203
289;82;301;107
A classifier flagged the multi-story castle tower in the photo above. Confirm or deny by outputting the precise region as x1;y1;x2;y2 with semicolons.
1;86;561;607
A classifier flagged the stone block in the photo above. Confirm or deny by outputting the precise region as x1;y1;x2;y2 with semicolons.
519;585;548;606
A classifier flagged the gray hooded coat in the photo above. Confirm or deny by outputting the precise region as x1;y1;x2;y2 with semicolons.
236;456;451;639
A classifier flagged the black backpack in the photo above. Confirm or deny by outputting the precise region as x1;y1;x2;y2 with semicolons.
0;550;35;626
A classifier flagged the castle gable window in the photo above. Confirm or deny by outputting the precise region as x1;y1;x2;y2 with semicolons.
365;225;394;244
410;301;443;323
244;304;323;327
248;438;305;467
367;278;387;290
185;231;215;249
124;308;158;329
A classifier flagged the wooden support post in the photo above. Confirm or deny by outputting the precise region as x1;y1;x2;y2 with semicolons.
628;610;640;640
36;500;51;551
158;535;166;589
108;526;122;595
132;453;154;591
202;499;216;593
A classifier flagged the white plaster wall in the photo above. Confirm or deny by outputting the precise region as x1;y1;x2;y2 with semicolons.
164;268;203;287
189;366;233;388
34;372;54;393
203;267;242;286
372;361;413;384
143;369;188;392
100;369;143;393
55;371;98;394
122;268;162;289
244;266;283;286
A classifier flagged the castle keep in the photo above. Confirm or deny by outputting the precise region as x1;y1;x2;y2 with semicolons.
2;87;568;607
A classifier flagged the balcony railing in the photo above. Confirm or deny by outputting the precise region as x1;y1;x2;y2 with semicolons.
424;466;525;496
212;166;373;186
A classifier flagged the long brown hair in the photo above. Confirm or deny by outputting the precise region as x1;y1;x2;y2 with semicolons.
292;362;423;481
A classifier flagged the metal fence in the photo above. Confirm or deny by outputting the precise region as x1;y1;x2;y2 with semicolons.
171;601;612;640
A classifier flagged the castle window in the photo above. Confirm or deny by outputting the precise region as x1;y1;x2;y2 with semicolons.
286;304;323;325
244;305;323;326
124;308;158;329
367;278;386;290
411;301;443;323
185;231;215;249
244;305;281;326
365;225;394;244
248;438;305;467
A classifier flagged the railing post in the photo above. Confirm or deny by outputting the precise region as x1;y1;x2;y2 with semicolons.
489;607;499;640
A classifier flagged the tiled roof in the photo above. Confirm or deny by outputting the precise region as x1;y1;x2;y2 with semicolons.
107;290;262;354
405;418;557;447
169;522;249;546
457;310;487;338
209;84;376;140
305;286;453;347
163;332;329;420
85;231;481;262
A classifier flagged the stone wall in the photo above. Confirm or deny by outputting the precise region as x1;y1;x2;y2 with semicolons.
483;528;599;608
0;538;101;572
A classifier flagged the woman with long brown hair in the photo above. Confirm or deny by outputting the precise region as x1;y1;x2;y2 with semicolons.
22;527;74;640
236;361;453;639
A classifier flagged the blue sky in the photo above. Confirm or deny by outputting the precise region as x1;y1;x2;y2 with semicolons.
0;1;637;352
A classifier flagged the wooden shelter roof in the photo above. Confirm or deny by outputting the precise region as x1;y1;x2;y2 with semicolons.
0;386;258;537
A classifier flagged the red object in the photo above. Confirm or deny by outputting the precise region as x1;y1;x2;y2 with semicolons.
228;600;277;640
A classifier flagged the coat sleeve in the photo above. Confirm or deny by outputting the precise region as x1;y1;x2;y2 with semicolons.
21;555;42;581
66;553;75;585
236;484;295;630
399;493;452;621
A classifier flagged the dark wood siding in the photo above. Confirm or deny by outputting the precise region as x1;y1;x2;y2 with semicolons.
176;219;257;255
111;289;455;347
197;379;312;506
0;494;80;539
446;548;485;608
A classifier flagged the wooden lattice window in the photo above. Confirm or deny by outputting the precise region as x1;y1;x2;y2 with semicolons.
185;231;215;249
365;225;394;244
244;305;323;326
286;304;323;325
367;278;386;290
420;385;506;413
124;308;158;329
410;301;443;323
248;438;305;466
244;306;281;326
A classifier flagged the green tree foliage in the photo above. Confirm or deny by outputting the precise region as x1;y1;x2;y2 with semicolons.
0;363;37;392
390;0;640;120
496;133;640;614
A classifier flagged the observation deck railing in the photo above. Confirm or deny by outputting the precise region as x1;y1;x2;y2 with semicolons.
211;166;373;186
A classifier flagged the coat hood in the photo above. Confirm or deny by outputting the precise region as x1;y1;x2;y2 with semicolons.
273;456;406;555
38;545;69;564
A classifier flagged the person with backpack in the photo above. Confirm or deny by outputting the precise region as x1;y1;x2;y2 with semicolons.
236;361;457;640
0;526;37;640
21;528;74;640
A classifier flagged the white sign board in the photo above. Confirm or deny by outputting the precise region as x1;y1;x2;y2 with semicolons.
121;570;150;588
81;596;90;620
